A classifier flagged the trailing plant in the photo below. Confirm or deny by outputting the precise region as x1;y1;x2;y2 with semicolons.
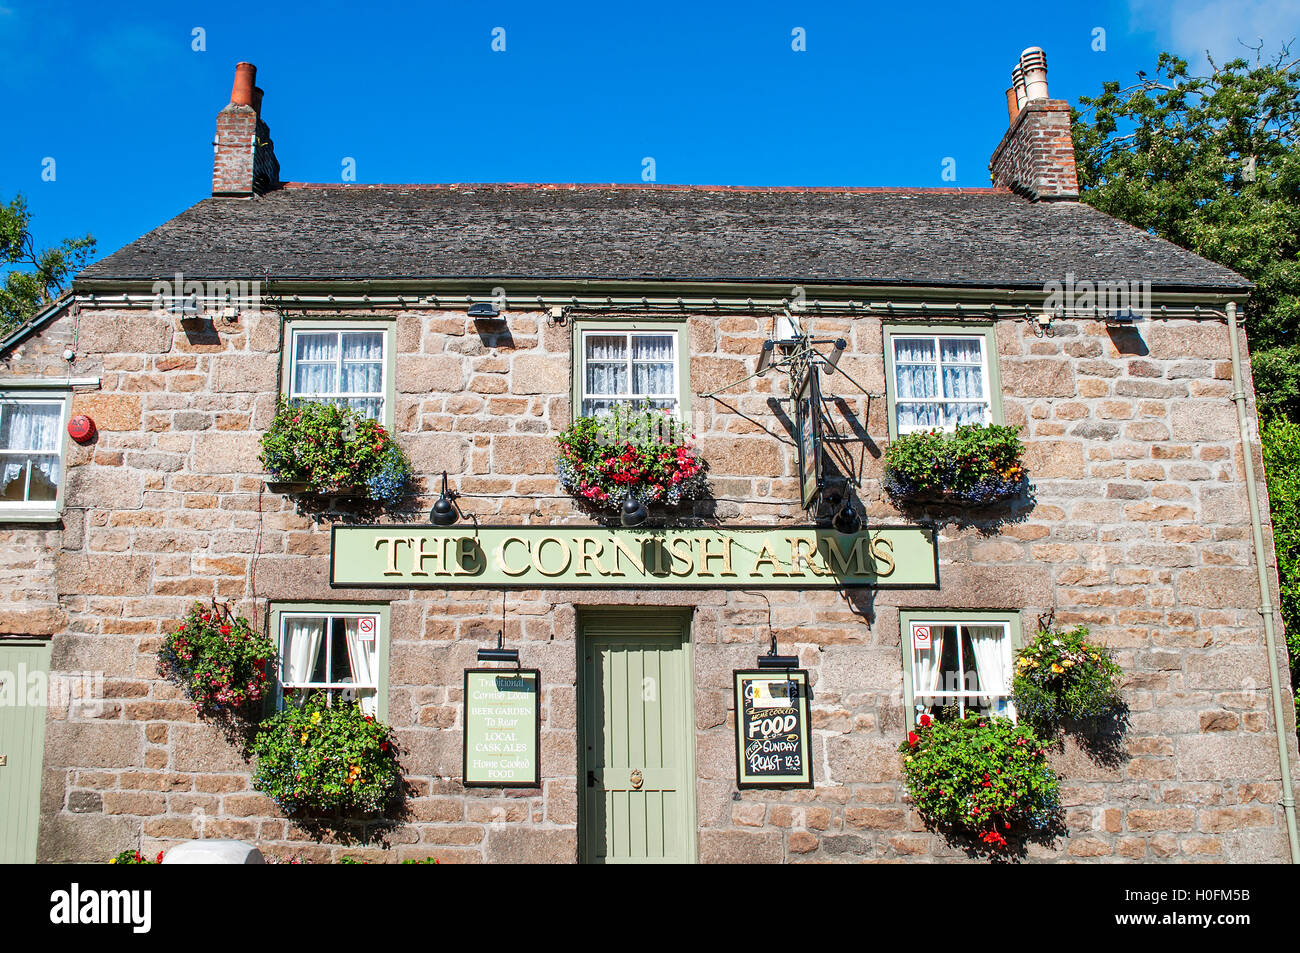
252;694;404;817
110;849;163;864
899;712;1060;852
556;402;708;512
157;601;276;718
1012;621;1125;732
259;397;413;507
883;423;1027;505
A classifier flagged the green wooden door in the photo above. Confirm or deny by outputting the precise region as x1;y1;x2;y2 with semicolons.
0;639;51;864
579;610;695;864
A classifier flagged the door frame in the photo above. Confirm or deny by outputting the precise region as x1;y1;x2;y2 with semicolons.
576;606;697;864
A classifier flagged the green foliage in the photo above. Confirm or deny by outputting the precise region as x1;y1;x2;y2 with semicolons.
555;402;708;510
0;193;96;338
251;694;404;817
259;397;413;507
1012;625;1125;732
110;849;162;864
1262;417;1300;714
339;856;441;864
1252;345;1300;421
156;602;276;718
882;424;1027;505
1070;48;1300;408
899;713;1060;851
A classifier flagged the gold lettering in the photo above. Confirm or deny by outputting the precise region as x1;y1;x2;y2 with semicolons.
668;536;695;576
750;541;787;577
869;536;895;576
531;536;572;576
455;537;485;575
697;535;736;577
495;536;530;576
786;536;825;576
374;536;408;576
821;535;871;576
412;535;446;576
575;537;607;577
608;535;645;576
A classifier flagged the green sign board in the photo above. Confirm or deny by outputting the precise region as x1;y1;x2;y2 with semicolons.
463;669;540;788
734;669;813;788
330;525;938;589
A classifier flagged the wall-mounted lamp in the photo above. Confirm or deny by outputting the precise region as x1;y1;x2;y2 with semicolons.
758;634;799;670
430;471;459;526
477;630;520;665
620;496;648;527
832;499;861;534
755;339;776;377
467;302;500;319
821;338;847;374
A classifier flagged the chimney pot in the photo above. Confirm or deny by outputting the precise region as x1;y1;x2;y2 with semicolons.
1005;87;1020;124
1019;46;1049;100
230;62;257;107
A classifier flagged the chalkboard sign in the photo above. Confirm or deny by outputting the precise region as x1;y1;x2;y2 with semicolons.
733;669;813;789
463;669;541;788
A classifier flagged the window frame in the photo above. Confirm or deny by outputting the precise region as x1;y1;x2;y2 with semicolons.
267;602;391;720
882;323;1003;441
0;388;71;522
280;319;397;429
571;319;692;421
899;608;1022;726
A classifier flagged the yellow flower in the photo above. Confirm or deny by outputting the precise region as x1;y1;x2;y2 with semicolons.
310;711;322;725
109;858;118;864
1051;663;1065;674
300;732;309;744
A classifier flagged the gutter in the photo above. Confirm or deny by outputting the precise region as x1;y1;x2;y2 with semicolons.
1227;299;1300;864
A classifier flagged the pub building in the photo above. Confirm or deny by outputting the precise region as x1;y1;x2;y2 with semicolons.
1;50;1295;865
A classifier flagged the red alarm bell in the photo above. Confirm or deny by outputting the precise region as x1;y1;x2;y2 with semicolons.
68;415;96;443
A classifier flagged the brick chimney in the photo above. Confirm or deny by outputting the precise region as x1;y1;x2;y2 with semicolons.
212;62;280;197
989;47;1079;200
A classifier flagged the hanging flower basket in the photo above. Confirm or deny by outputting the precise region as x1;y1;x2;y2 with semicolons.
157;601;276;718
899;713;1060;853
1012;623;1125;733
251;694;404;818
555;403;709;513
259;398;413;508
883;423;1028;506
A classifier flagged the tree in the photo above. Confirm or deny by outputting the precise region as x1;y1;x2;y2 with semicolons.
1071;47;1300;419
1261;418;1300;716
0;193;96;339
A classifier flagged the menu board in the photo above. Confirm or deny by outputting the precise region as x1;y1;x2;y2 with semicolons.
463;669;540;788
733;670;813;789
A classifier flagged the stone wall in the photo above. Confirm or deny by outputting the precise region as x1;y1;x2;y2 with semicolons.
8;299;1295;863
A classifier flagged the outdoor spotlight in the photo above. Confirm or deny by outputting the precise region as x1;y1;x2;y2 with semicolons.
477;630;520;665
468;302;500;318
822;338;847;374
430;471;459;526
620;496;648;527
755;339;776;376
832;501;861;534
758;635;799;669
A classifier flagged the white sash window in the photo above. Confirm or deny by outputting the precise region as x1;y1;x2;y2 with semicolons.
908;617;1015;722
288;328;386;422
278;611;381;716
581;330;680;416
0;397;65;510
891;333;992;433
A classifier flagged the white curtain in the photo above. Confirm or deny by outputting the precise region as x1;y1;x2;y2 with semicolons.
340;332;383;395
585;334;627;400
894;338;939;432
632;334;675;396
913;625;948;715
283;617;325;702
0;402;62;501
343;618;378;716
968;625;1010;715
293;332;338;395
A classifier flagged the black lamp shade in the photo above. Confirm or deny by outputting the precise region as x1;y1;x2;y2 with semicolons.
620;497;648;527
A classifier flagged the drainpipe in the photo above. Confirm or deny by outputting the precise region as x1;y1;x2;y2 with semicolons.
1226;299;1300;863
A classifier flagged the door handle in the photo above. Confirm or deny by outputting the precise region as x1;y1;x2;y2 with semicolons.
587;770;596;788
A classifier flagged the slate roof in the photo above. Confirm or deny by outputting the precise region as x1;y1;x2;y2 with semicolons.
77;183;1250;291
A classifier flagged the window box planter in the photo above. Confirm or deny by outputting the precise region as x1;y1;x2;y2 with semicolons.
556;403;708;519
259;398;413;508
883;424;1028;507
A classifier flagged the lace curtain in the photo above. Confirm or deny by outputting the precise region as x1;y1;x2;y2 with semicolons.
291;330;384;420
893;336;988;432
583;332;677;414
0;401;62;502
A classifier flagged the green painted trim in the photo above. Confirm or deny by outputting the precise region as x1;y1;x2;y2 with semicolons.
576;606;696;864
569;317;692;421
0;389;72;522
278;318;397;429
898;608;1024;726
0;638;51;863
881;322;1003;442
266;601;392;721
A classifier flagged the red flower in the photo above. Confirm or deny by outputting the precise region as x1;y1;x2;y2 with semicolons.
919;714;932;727
220;625;232;636
907;731;920;747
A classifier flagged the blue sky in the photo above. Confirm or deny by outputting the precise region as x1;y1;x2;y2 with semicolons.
1;0;1297;268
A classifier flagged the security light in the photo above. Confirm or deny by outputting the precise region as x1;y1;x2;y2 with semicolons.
755;339;776;376
822;338;847;374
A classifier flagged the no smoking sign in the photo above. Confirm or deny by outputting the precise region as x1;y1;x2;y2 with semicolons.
357;617;376;642
912;625;932;650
